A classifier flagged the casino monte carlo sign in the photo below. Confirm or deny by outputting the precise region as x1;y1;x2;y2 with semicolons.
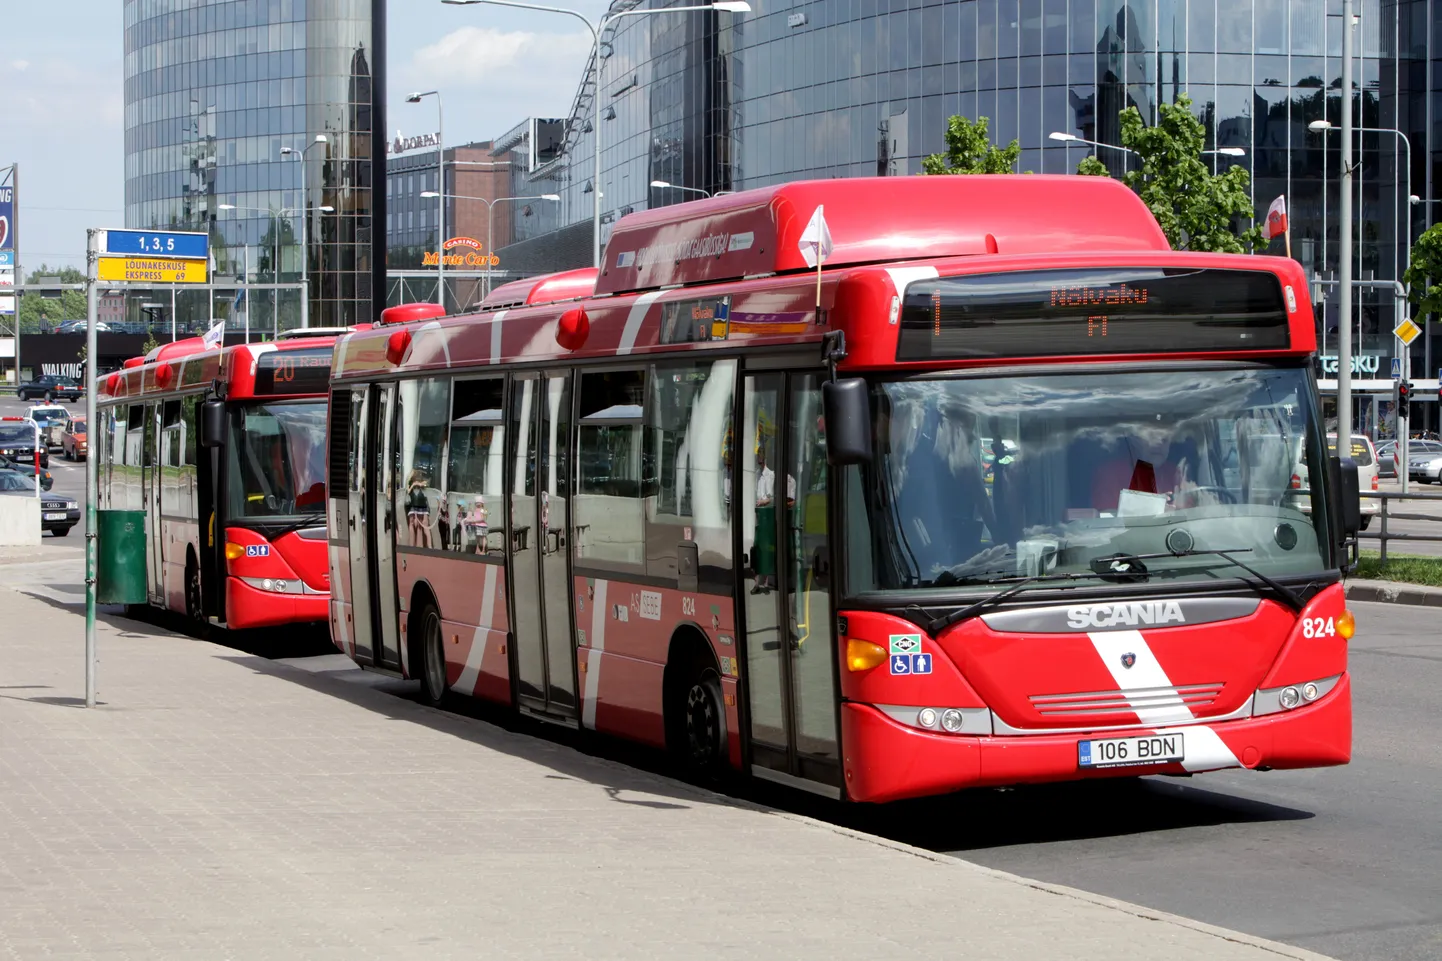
423;236;499;268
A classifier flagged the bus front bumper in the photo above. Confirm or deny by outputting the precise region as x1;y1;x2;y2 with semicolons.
225;578;329;630
840;673;1351;803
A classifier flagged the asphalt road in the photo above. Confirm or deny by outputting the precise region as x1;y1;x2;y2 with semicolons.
839;600;1440;961
0;394;89;545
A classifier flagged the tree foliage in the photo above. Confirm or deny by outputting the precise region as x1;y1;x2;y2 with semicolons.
1077;94;1264;253
1404;222;1442;318
13;264;87;331
922;115;1022;175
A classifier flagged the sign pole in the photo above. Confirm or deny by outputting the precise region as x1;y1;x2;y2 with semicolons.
84;229;99;709
1400;332;1410;494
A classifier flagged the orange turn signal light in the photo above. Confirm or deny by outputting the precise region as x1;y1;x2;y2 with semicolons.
1336;609;1356;640
846;638;888;672
224;542;245;561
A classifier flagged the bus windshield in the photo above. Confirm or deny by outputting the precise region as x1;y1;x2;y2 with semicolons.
845;366;1331;594
227;400;327;523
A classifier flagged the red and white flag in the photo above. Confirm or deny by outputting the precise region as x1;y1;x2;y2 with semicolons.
1265;194;1288;240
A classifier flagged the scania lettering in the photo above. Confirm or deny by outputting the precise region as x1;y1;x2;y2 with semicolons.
97;331;340;631
1067;601;1186;630
328;176;1359;803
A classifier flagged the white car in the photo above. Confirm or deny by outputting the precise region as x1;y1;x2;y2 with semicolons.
1304;434;1379;529
26;406;71;450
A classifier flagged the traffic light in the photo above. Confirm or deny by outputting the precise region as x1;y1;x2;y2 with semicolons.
1397;380;1414;418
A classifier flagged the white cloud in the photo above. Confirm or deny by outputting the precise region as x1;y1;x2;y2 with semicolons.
411;26;592;87
10;60;29;72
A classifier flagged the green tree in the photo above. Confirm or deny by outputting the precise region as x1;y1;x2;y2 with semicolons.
141;331;160;356
922;116;1023;175
1404;222;1442;318
1076;94;1264;253
17;263;88;332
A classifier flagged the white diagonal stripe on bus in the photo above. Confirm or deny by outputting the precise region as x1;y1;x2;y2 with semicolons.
488;310;506;364
1152;724;1241;772
455;565;499;695
418;320;452;367
617;291;665;355
582;579;607;730
1087;630;1195;725
883;265;939;302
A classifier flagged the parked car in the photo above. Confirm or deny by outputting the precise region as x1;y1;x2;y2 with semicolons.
0;422;48;470
0;457;54;491
1325;434;1380;529
1375;440;1398;478
1405;440;1442;484
55;320;111;334
0;471;78;535
61;418;87;461
16;374;83;403
26;405;70;450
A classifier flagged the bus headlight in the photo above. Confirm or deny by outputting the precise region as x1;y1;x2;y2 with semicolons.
940;709;966;733
1279;686;1301;709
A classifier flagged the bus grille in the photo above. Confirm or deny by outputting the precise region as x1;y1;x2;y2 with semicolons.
1028;682;1225;716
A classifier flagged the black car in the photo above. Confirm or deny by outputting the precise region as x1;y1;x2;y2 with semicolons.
0;471;77;535
0;456;53;491
0;424;49;470
17;374;83;402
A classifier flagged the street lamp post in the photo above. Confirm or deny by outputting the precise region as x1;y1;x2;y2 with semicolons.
280;134;329;328
407;90;446;310
441;0;751;269
651;180;711;199
421;191;559;296
1313;115;1416;447
1048;131;1244;166
219;203;302;338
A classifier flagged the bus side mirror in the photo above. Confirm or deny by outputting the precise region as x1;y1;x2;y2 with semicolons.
200;401;227;449
822;378;871;466
1327;453;1361;542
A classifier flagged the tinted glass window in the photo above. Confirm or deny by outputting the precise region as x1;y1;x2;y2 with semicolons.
575;369;647;568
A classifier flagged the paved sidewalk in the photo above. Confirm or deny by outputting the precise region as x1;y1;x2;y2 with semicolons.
0;585;1335;961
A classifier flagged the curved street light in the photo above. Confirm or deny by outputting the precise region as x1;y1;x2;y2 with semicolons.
278;134;329;328
440;0;751;268
651;180;711;198
420;191;560;295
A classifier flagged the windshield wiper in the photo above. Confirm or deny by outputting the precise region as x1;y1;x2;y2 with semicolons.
922;570;1113;635
1157;547;1305;612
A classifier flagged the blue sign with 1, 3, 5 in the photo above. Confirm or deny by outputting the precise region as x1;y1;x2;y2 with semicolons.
103;229;209;260
890;653;933;676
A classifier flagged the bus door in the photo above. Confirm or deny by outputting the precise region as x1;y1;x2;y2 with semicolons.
739;370;841;795
508;371;578;720
141;402;163;603
345;384;404;671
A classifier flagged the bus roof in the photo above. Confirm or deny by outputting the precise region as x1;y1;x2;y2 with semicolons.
332;177;1315;380
594;175;1169;296
479;267;599;310
101;335;340;402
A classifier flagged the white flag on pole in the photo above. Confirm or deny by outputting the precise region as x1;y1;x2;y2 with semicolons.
201;320;225;350
798;205;834;269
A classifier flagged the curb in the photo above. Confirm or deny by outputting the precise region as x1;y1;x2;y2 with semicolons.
1345;580;1442;607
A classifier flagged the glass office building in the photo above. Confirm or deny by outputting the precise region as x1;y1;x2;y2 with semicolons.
122;0;375;329
516;0;1433;433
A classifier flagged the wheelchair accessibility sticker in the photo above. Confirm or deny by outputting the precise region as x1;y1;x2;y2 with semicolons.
888;634;931;675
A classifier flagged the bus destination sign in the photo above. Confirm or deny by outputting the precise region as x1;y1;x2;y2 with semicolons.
254;347;332;395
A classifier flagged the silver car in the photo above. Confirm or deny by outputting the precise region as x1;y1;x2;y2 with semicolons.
1407;440;1442;483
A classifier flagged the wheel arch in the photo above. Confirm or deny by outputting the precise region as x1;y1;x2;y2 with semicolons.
662;621;723;752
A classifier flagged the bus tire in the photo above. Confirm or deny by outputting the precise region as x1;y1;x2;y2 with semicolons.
666;638;728;779
184;554;208;638
417;600;448;707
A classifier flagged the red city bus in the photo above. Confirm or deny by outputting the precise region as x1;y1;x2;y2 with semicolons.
328;176;1359;803
98;331;341;631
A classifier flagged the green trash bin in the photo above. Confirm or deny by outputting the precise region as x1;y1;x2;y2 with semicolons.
97;510;147;605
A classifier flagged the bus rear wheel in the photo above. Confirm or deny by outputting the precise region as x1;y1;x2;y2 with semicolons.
184;558;208;637
418;602;448;707
679;667;727;778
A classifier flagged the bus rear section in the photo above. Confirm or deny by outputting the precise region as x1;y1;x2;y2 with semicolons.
97;334;335;631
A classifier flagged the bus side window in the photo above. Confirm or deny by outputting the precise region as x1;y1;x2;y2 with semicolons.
447;377;505;555
646;359;735;586
574;369;647;569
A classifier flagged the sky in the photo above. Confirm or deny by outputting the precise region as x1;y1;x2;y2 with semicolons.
3;0;611;272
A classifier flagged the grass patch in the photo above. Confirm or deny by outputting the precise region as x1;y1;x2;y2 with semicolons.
1354;551;1442;587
